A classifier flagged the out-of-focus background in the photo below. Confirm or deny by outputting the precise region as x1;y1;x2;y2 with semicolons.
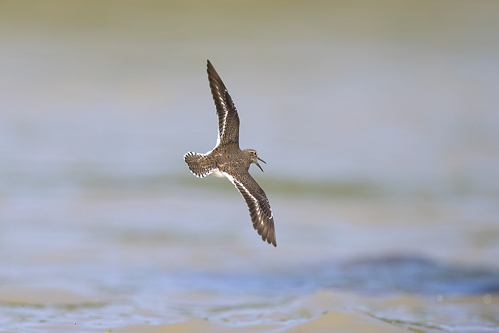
1;1;498;332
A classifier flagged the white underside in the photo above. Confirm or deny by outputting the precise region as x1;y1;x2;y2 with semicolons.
210;168;226;178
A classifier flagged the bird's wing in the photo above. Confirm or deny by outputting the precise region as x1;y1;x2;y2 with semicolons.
223;172;276;247
207;60;240;147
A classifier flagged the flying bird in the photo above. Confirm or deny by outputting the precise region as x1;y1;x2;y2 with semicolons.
183;60;276;247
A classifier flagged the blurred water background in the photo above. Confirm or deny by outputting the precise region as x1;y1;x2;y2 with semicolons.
1;1;498;332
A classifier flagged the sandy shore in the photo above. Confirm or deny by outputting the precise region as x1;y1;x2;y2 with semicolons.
2;286;496;332
111;311;436;333
111;313;404;333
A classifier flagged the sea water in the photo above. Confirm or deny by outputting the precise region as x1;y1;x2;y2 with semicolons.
1;1;498;332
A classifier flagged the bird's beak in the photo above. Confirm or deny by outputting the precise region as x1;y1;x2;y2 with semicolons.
255;157;266;172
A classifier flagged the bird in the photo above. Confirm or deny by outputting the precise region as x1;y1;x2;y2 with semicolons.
183;60;276;247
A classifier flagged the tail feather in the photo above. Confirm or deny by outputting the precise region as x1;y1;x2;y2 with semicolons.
183;152;214;178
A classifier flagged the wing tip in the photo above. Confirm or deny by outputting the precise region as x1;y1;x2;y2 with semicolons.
267;231;277;248
261;232;277;247
207;59;218;78
206;60;225;87
259;218;277;247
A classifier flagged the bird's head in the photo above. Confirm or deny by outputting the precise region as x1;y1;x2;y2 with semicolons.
246;149;266;172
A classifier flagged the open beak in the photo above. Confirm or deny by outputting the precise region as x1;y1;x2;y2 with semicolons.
256;157;266;172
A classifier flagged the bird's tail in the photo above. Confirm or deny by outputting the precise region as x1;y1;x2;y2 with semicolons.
183;152;214;178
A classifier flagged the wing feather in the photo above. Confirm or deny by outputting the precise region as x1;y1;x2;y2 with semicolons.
223;172;276;247
207;60;240;147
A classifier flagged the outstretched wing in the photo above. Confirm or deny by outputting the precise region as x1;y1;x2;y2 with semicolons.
207;60;240;147
223;172;276;247
183;152;216;178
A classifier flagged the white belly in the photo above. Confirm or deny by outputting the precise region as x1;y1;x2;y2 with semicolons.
210;168;226;178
